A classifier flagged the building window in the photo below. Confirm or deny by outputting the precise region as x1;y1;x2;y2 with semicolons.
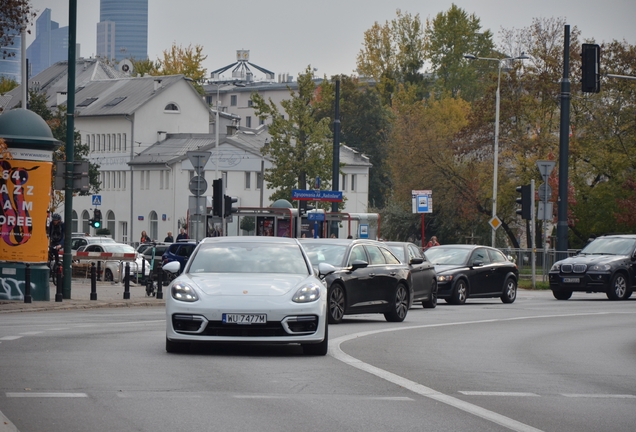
91;134;95;152
149;211;158;241
123;133;127;151
246;116;252;128
165;170;170;189
102;134;106;151
117;133;122;151
256;172;263;190
341;174;347;191
351;174;356;191
140;171;144;190
245;172;251;189
107;134;111;152
230;95;237;106
247;99;253;107
164;103;179;112
260;118;265;125
96;135;101;152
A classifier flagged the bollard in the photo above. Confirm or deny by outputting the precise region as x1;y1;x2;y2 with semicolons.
55;252;63;302
123;262;130;299
141;258;145;284
97;260;102;281
24;263;32;303
156;265;164;299
90;262;97;300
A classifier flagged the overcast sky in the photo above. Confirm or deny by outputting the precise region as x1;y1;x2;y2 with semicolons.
28;0;636;79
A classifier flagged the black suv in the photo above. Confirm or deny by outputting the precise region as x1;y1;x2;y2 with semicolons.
549;234;636;300
161;240;197;274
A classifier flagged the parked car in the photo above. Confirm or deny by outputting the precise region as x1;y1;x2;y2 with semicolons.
424;244;518;305
77;242;150;283
161;240;197;274
549;234;636;300
163;236;328;355
385;241;437;308
300;238;412;323
71;235;115;254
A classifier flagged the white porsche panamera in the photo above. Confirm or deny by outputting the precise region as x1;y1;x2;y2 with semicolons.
163;236;329;355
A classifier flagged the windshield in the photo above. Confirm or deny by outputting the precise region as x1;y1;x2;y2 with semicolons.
104;244;136;254
188;242;310;275
301;243;348;267
580;238;636;256
424;247;470;265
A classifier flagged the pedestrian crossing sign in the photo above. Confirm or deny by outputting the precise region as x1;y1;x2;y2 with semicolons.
92;195;101;206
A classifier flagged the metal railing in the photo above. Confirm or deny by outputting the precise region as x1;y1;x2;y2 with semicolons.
500;248;580;280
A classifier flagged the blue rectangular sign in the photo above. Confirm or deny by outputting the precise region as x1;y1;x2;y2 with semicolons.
307;212;325;221
292;189;343;202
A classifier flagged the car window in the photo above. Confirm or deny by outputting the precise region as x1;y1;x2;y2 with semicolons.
302;243;347;267
425;247;470;265
380;247;401;265
189;243;309;275
85;245;99;252
387;245;405;262
365;245;386;265
488;249;507;263
408;244;424;260
177;245;195;257
71;238;87;250
470;248;491;264
348;245;368;265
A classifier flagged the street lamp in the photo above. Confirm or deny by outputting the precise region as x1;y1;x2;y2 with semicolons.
464;53;529;247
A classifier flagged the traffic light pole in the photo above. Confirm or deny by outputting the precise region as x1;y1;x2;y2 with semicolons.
556;25;571;260
530;180;536;289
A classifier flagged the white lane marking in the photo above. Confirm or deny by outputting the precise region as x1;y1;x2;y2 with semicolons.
460;391;540;397
6;393;88;398
19;332;43;335
0;336;22;341
329;312;635;432
48;328;70;331
233;395;413;401
562;394;636;399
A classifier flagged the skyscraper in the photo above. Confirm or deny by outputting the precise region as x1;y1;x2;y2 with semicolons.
0;29;21;82
25;9;72;77
97;0;148;62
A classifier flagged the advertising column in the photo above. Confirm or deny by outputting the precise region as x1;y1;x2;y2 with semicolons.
0;110;61;301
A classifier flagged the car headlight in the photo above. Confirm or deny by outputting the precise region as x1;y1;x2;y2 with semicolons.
550;263;561;272
589;264;611;272
292;283;321;303
437;275;453;282
171;283;199;302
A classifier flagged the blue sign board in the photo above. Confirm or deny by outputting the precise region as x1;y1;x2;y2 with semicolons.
411;190;433;214
292;189;343;202
359;224;369;239
92;195;102;206
307;212;325;221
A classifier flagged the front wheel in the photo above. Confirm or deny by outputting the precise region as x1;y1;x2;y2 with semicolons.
384;283;409;322
501;277;517;304
104;269;114;282
450;279;468;305
328;284;346;324
422;279;437;309
552;288;572;300
607;273;630;300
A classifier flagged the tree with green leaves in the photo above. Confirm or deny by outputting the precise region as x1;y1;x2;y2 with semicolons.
356;9;426;105
425;4;495;101
1;0;36;59
251;66;333;205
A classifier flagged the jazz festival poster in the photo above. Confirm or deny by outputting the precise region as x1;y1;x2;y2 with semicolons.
1;158;51;262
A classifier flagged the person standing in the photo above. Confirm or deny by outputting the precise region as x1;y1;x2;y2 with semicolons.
164;232;174;242
140;230;151;243
176;228;187;241
427;236;440;248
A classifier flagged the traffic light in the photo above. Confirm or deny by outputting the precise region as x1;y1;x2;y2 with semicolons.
516;185;532;220
90;209;102;228
581;43;600;93
224;195;238;218
212;178;223;217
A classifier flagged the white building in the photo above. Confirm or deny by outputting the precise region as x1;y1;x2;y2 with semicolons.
1;58;372;242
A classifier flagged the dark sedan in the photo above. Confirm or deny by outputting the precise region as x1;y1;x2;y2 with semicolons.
385;241;437;308
300;239;412;323
424;244;518;305
549;234;636;300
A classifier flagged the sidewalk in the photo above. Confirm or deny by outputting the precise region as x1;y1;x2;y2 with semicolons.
0;279;165;313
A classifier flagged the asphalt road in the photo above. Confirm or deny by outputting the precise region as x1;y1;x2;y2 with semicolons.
1;290;635;432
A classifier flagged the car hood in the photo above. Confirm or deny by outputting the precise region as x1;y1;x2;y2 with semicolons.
182;273;309;296
433;264;468;274
557;254;626;266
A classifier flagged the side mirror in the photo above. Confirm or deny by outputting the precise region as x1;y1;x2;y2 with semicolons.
163;261;181;274
410;257;424;265
318;262;336;277
472;260;484;267
349;259;368;271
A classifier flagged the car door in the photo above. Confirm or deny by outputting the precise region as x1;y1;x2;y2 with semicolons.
344;244;376;309
364;244;396;304
408;243;435;300
487;248;511;294
468;247;492;294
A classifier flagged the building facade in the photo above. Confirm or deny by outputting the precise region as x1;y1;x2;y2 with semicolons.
97;0;148;62
26;9;72;77
0;29;21;82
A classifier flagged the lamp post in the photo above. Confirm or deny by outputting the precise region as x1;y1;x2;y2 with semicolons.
464;53;528;247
